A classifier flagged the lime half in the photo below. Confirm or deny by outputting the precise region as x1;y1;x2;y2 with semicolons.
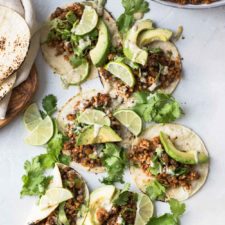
39;188;73;210
23;103;42;131
78;109;110;126
135;193;154;225
73;6;98;36
105;61;135;87
25;115;54;146
113;109;142;136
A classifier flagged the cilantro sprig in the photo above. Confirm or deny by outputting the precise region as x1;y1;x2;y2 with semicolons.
117;0;150;34
146;180;166;201
101;143;128;184
133;91;183;123
148;199;186;225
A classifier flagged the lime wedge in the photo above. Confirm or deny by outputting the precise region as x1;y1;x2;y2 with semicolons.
65;60;90;85
25;115;54;146
135;193;154;225
113;109;142;136
23;103;42;131
39;188;73;210
105;61;135;87
78;109;110;126
73;6;98;36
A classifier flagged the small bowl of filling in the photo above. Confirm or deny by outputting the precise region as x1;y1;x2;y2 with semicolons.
152;0;225;9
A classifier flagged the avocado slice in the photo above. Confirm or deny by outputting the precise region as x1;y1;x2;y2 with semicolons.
123;19;153;66
76;125;122;146
90;19;110;67
138;28;173;46
159;132;208;165
88;186;116;225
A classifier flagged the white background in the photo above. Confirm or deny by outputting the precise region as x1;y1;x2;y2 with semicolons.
0;1;225;224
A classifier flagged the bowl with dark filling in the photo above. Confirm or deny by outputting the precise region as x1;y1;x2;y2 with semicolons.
152;0;225;9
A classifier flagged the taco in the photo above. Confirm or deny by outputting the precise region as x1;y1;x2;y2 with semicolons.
128;124;209;201
27;163;89;225
57;90;133;173
84;185;153;225
99;20;182;99
41;1;122;86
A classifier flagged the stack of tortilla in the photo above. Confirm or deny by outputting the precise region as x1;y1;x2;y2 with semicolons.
0;0;39;120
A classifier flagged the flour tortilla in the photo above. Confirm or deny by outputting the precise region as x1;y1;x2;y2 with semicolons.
99;41;182;98
41;2;122;85
27;163;90;225
130;124;209;201
0;6;30;82
57;90;106;173
0;73;17;100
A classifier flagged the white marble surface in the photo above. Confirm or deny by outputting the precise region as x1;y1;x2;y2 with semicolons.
0;1;225;225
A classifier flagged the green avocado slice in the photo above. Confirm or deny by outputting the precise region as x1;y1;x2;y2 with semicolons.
76;125;122;146
90;19;110;67
138;28;173;46
159;131;208;165
123;19;153;66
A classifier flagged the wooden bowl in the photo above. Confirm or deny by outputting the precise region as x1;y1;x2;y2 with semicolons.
0;65;38;128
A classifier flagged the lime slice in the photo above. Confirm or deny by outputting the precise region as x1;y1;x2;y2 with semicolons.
73;6;98;36
105;61;135;87
65;60;90;85
113;109;142;136
39;188;73;210
23;103;42;131
25;115;54;146
78;109;110;126
135;193;154;225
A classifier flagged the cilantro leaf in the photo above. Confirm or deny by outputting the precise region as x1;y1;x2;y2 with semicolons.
113;183;131;206
117;0;150;33
20;157;52;197
147;199;186;225
146;180;166;201
148;214;177;225
101;143;128;184
133;92;183;123
42;95;57;116
169;198;186;219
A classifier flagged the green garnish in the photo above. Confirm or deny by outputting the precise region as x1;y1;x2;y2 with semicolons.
21;96;71;197
113;183;131;206
117;0;150;34
42;94;57;116
146;180;166;201
101;143;128;184
147;199;186;225
20;157;52;197
133;92;183;123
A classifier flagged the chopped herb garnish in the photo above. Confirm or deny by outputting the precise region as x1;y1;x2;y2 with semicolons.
101;143;128;184
42;94;57;116
146;180;166;201
117;0;150;34
147;199;186;225
133;92;183;123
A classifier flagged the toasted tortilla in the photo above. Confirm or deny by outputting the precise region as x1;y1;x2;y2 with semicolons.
27;163;90;225
0;73;17;100
57;90;105;173
99;41;182;99
41;1;122;85
130;124;209;201
0;6;30;82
